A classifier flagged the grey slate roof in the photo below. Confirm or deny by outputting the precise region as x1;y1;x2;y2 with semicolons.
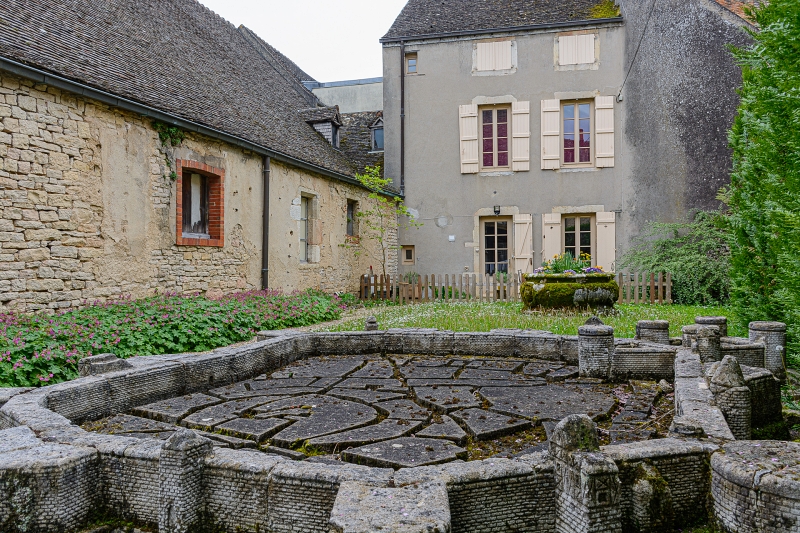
299;106;342;126
383;0;610;40
340;112;384;176
0;0;358;178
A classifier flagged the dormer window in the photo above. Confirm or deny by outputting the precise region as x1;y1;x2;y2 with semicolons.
332;124;340;148
370;117;384;152
299;106;343;148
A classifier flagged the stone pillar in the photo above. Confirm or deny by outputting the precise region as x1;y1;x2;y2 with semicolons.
749;321;786;383
364;316;378;331
631;463;673;532
579;325;614;380
159;429;213;533
695;316;728;338
696;326;721;364
635;320;670;345
708;355;751;440
550;415;622;533
681;324;699;349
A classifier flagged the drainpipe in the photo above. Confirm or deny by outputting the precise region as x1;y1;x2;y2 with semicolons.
400;41;406;196
262;156;270;290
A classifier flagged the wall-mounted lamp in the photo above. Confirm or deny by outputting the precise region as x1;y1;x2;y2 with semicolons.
493;205;501;215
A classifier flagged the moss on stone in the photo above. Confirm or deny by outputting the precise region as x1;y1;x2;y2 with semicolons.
751;420;791;440
521;279;619;309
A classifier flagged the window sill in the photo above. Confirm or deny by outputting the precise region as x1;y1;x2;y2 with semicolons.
557;167;599;173
479;171;514;176
368;150;384;154
176;235;224;247
298;262;320;268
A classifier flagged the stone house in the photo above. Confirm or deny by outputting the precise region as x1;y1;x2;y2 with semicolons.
0;0;391;312
382;0;752;277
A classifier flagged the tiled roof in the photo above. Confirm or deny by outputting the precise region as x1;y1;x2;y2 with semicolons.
0;0;358;178
382;0;612;40
299;106;342;125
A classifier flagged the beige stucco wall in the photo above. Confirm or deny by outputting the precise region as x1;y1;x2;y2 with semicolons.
0;72;388;312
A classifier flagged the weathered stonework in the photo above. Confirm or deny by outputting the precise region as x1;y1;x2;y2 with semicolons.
0;72;393;311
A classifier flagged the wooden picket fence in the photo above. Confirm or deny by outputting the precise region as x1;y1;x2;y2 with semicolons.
360;273;522;304
616;271;672;304
360;271;673;305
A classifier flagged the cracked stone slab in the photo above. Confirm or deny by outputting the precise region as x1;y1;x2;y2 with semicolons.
131;393;222;423
450;408;531;440
613;411;650;424
337;378;404;389
271;357;365;378
195;430;257;449
480;384;617;422
261;445;306;460
400;366;457;379
309;377;344;390
546;366;579;382
415;416;468;445
376;399;431;421
457;368;514;380
329;480;451;533
350;360;395;378
90;414;177;436
413;386;480;413
522;361;564;377
328;388;406;404
342;437;467;468
409;358;451;367
209;378;317;399
307;419;423;452
466;360;524;371
182;398;276;430
215;417;292;442
609;424;655;443
267;395;379;447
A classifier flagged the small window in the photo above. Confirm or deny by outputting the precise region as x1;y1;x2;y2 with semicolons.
406;53;418;74
558;34;595;66
563;101;592;165
480;105;511;170
182;172;209;237
401;245;415;265
372;127;384;151
332;124;340;148
346;199;357;236
299;197;309;262
176;160;224;247
563;215;595;262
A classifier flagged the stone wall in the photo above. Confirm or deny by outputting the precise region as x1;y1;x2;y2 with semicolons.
0;71;391;312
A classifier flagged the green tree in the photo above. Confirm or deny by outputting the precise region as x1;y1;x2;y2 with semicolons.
724;0;800;361
619;211;731;305
345;166;420;279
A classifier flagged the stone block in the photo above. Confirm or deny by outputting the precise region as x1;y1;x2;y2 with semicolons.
23;227;60;241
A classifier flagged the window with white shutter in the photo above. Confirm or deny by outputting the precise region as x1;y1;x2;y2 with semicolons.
558;34;595;66
542;213;562;262
476;41;513;71
511;101;530;171
541;100;561;170
595;211;616;271
595;96;615;167
459;104;479;174
513;214;533;274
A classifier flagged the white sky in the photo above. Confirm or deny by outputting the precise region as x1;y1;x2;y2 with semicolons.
198;0;409;82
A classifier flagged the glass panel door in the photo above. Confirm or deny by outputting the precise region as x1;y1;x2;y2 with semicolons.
563;215;593;261
483;218;510;275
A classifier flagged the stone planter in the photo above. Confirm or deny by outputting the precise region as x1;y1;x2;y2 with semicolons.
521;273;618;309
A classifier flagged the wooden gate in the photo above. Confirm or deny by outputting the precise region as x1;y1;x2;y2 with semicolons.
616;271;672;304
360;273;521;304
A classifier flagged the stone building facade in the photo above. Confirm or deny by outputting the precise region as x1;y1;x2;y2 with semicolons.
0;0;394;312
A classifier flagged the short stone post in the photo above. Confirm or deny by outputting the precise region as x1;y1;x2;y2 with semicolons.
696;326;721;364
579;325;614;380
635;320;670;345
550;415;622;533
695;316;728;338
681;324;698;349
749;321;786;383
364;316;379;331
708;355;751;440
159;429;213;533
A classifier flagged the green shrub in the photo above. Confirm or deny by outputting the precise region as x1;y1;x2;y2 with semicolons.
0;290;346;388
724;0;800;363
618;211;730;305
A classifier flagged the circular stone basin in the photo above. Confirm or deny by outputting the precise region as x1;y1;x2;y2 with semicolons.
85;355;668;468
712;440;800;533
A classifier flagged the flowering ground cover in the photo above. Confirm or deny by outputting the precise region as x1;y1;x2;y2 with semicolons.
1;290;347;388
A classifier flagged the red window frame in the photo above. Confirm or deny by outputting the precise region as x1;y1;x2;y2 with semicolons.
175;159;224;247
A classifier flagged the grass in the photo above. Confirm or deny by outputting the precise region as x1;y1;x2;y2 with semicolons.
311;302;743;339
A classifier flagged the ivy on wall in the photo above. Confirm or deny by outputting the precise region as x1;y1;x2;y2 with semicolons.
152;120;185;180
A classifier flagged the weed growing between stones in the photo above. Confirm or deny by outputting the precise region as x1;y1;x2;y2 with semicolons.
0;289;347;388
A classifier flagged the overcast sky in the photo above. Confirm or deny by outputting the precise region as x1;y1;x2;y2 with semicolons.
198;0;408;82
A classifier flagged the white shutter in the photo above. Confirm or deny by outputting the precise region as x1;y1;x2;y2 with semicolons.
595;96;615;167
477;41;512;71
513;214;533;274
541;99;561;170
577;34;595;64
459;104;479;174
542;213;562;263
511;101;530;171
595;211;616;272
558;35;577;66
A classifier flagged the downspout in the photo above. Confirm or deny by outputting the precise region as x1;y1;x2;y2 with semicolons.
400;41;406;195
262;156;270;290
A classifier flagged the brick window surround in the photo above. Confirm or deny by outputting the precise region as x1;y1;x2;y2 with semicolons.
176;159;224;247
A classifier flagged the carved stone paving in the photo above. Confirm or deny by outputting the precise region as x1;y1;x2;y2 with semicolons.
87;354;659;467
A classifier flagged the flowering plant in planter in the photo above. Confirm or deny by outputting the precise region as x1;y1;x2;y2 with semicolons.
533;253;606;275
522;253;616;309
